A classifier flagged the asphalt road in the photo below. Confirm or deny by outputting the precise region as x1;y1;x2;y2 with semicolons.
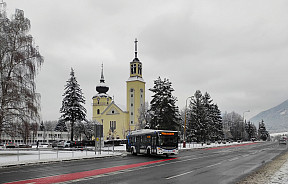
0;141;286;184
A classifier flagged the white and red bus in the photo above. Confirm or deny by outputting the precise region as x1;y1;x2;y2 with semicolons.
127;129;178;156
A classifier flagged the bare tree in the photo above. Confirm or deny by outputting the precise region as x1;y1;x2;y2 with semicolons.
137;102;151;129
30;122;38;143
0;6;43;142
17;121;30;144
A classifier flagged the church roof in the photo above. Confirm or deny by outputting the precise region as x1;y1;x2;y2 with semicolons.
101;101;128;115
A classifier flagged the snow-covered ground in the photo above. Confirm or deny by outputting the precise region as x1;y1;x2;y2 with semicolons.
0;145;126;167
268;159;288;183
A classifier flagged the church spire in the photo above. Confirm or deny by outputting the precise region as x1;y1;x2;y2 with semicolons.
96;63;109;94
132;38;140;62
100;63;105;83
134;38;138;59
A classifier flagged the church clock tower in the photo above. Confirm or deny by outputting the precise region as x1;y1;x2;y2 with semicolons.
126;39;145;130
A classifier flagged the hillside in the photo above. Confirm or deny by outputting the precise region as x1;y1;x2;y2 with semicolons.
249;99;288;133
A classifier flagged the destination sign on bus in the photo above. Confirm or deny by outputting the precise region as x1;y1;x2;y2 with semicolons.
161;132;174;135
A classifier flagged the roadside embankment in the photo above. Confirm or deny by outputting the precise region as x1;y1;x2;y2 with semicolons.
238;149;288;184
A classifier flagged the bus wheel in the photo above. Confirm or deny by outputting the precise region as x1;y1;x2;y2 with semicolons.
147;148;150;155
131;148;137;155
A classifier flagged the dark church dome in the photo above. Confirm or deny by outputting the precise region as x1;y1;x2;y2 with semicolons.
96;64;109;94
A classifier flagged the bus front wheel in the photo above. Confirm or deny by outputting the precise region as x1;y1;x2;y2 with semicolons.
147;148;150;155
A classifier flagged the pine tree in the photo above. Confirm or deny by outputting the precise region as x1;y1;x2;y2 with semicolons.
188;90;206;142
55;119;68;132
245;121;256;140
210;104;223;141
188;90;223;142
60;68;86;141
258;120;269;141
149;77;180;130
39;121;45;131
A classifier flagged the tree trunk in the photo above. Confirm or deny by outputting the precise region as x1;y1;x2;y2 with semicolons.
71;121;74;141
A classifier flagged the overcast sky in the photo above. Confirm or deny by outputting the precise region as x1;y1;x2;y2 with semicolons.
3;0;288;122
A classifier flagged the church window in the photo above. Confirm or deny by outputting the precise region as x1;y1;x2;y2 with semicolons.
138;64;142;75
112;110;114;114
131;121;134;124
133;64;136;74
130;89;134;92
131;94;133;97
131;103;133;107
131;112;133;115
110;121;116;131
97;109;100;114
131;64;133;74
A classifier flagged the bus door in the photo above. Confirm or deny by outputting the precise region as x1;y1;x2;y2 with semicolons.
152;136;157;154
136;136;140;153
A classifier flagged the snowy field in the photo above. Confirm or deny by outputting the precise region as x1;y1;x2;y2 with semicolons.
0;145;125;167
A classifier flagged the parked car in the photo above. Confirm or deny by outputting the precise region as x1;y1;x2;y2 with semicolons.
52;141;64;148
70;141;84;148
64;141;71;148
6;142;18;148
18;144;32;148
279;138;287;145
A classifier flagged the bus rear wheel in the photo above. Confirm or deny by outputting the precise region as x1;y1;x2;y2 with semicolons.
131;148;137;155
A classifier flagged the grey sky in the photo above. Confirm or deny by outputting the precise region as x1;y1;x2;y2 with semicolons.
4;0;288;121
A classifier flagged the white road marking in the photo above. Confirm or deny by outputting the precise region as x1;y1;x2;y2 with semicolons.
206;162;222;168
228;157;239;161
166;170;194;180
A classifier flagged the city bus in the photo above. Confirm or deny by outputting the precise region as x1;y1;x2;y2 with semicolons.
126;129;178;156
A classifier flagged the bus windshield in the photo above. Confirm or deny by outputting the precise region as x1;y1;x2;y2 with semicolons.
159;135;178;147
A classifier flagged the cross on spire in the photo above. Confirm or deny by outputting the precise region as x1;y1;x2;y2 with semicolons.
134;38;138;58
100;63;105;83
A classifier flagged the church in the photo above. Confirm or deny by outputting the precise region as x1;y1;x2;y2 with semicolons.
92;39;145;140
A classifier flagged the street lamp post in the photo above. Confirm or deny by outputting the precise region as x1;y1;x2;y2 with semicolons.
243;110;250;122
184;96;193;148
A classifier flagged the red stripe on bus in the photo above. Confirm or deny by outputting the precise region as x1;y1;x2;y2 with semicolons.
204;142;257;150
5;157;177;184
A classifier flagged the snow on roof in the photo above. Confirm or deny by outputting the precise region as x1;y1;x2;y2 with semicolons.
126;76;145;82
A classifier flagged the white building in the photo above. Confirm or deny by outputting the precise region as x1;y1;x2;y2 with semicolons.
1;130;69;145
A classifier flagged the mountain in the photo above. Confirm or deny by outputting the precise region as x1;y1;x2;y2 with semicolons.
249;99;288;133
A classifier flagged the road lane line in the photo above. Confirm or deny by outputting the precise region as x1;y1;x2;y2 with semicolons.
206;162;222;168
3;158;177;184
204;142;257;150
228;157;239;161
166;170;194;180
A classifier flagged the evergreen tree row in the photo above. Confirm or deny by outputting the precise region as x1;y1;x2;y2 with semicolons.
187;90;223;142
